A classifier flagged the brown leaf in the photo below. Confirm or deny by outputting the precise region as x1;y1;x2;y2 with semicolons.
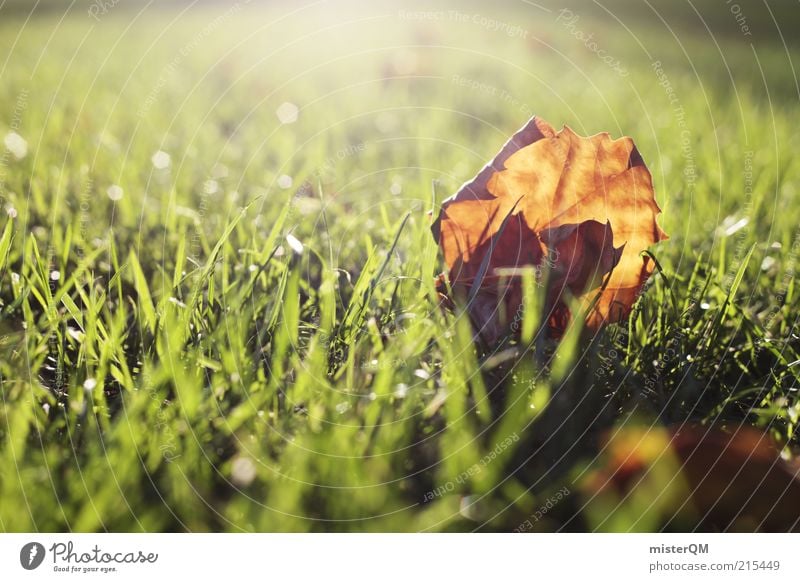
432;117;667;340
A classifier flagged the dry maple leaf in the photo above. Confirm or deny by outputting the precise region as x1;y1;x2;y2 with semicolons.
432;116;667;342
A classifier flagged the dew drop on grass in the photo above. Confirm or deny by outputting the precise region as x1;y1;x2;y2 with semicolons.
231;457;257;487
3;131;27;159
83;378;97;391
50;270;61;281
106;184;124;201
720;216;748;236
67;327;83;341
168;297;186;308
276;102;299;124
151;150;171;169
286;233;304;255
277;174;293;189
203;179;219;195
459;495;483;521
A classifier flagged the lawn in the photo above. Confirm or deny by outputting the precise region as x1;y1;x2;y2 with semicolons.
1;0;799;532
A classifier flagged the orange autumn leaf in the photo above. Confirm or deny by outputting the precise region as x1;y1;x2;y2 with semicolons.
432;116;667;341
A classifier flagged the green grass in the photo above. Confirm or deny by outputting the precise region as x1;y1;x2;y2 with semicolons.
1;0;799;532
